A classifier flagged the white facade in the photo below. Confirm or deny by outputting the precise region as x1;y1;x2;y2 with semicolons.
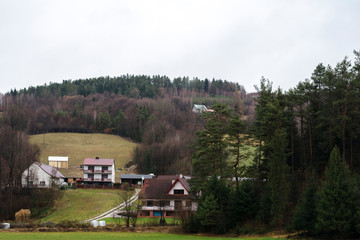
83;163;115;183
22;162;64;188
168;181;189;195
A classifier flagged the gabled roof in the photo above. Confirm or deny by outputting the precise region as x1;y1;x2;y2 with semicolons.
193;104;207;110
166;177;190;194
140;175;192;200
35;162;65;179
84;158;114;166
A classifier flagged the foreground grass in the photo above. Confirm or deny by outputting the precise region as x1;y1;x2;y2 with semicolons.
0;232;284;240
29;133;138;173
40;189;133;223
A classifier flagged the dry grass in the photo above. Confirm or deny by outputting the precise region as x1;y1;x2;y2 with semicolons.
40;189;133;223
29;133;138;180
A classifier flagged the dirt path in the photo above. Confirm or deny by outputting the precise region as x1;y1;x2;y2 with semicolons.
84;189;140;222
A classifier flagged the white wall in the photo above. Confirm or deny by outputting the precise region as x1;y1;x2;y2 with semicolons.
168;181;189;195
22;163;64;188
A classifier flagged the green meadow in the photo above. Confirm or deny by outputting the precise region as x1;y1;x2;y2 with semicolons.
0;232;284;240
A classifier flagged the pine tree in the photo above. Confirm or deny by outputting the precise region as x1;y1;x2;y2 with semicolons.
197;193;220;232
292;173;317;233
268;128;289;227
316;147;359;238
191;104;231;192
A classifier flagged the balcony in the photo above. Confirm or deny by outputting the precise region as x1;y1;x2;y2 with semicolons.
84;178;112;182
84;169;112;174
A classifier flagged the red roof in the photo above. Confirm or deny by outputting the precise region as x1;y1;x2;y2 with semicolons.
84;158;114;166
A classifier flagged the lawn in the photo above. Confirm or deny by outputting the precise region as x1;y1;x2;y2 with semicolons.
29;133;138;180
0;232;284;240
40;189;133;223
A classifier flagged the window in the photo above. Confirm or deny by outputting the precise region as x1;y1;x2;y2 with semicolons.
40;181;45;186
147;201;153;206
174;189;184;194
102;166;108;171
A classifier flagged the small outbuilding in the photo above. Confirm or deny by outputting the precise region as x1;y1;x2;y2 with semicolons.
48;156;68;169
120;174;154;185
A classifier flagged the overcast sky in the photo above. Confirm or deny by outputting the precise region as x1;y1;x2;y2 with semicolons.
1;0;359;94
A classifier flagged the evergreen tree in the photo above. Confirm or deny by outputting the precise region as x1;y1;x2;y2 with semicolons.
197;175;231;233
191;104;231;192
316;147;359;238
230;180;258;224
268;128;289;227
197;193;220;232
291;173;317;233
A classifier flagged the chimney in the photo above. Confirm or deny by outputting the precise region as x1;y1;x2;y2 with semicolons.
95;157;99;159
179;174;183;179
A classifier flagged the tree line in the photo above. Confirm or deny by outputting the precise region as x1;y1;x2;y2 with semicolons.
187;50;360;237
9;75;243;99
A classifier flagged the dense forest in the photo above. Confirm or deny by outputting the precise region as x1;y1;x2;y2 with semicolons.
187;51;360;237
1;51;360;237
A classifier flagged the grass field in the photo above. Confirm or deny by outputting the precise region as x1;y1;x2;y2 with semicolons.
40;189;133;223
0;232;284;240
29;133;138;179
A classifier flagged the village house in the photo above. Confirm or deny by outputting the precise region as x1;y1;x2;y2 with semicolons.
192;104;215;114
192;104;208;113
21;162;65;188
138;175;197;218
83;157;115;186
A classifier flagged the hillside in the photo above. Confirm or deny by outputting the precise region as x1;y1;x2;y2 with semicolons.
29;133;138;179
40;189;130;223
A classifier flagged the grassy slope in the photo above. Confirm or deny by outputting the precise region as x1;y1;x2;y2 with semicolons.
40;189;133;223
29;133;138;179
0;232;283;240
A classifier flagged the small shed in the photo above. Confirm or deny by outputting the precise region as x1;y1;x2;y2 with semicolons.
48;156;68;169
120;174;154;185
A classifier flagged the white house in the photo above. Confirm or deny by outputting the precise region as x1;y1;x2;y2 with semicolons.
48;156;68;169
192;104;208;113
22;162;65;188
138;175;197;218
83;157;115;185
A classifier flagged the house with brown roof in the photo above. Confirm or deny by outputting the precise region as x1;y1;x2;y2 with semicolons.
138;175;197;218
83;157;115;186
21;162;65;188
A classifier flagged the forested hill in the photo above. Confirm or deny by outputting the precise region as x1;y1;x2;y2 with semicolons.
1;75;248;175
9;75;244;99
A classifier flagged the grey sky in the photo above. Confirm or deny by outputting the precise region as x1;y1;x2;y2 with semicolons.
1;0;359;94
